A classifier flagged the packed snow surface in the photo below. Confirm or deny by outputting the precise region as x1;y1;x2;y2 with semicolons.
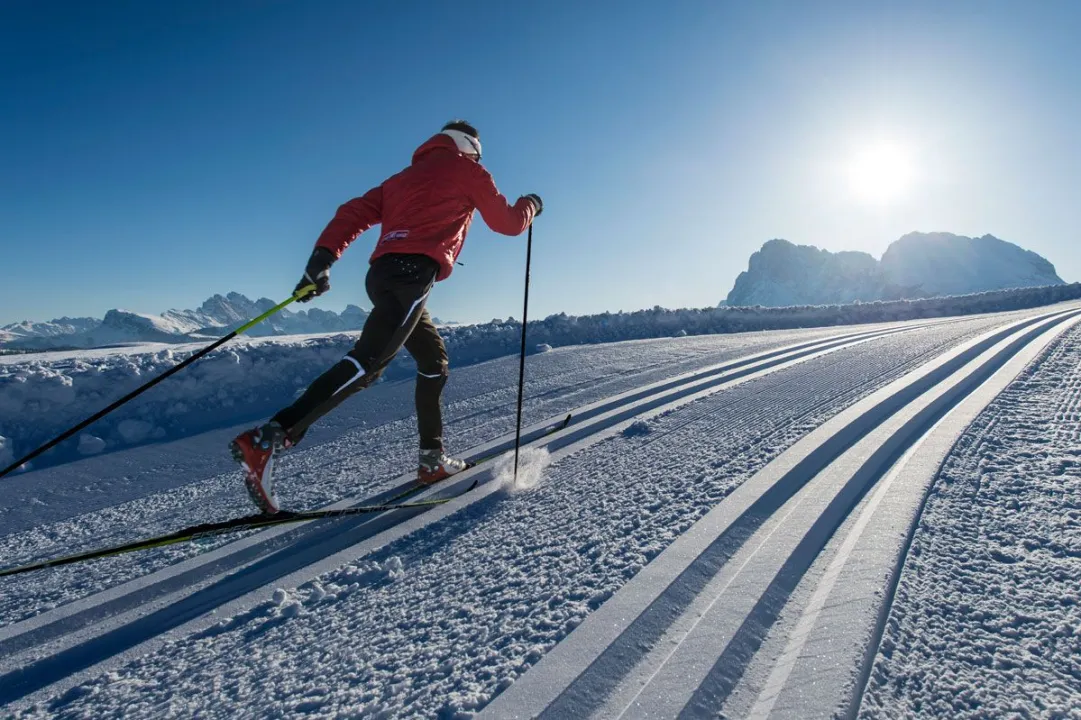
1;305;1078;718
0;313;1020;717
1;326;860;624
860;322;1081;719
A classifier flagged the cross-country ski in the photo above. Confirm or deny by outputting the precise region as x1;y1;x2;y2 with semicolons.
1;415;571;579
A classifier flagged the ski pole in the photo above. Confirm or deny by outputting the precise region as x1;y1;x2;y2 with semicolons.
512;223;534;484
0;286;316;479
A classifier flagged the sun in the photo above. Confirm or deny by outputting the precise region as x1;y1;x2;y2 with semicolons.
845;141;916;205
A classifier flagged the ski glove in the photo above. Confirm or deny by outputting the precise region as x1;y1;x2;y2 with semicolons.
522;193;543;217
294;247;335;301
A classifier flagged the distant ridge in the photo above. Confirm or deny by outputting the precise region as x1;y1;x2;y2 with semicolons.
0;293;371;351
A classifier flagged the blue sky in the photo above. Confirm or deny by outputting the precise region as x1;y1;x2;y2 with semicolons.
3;0;1080;326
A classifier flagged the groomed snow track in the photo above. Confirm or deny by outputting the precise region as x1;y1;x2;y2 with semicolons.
0;323;917;705
1;307;1079;716
480;307;1081;719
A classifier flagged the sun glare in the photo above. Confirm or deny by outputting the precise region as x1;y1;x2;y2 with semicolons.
846;141;915;205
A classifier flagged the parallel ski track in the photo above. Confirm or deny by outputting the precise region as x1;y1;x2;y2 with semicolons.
0;325;910;615
479;305;1081;720
0;320;946;700
0;329;862;628
849;320;1081;720
0;327;900;625
0;314;1020;711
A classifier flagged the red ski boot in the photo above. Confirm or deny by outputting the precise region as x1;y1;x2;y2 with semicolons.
417;448;470;485
229;422;291;513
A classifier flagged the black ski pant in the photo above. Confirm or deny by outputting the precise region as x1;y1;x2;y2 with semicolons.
271;253;449;450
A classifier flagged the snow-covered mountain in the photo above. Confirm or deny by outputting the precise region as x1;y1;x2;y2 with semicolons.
0;317;101;345
725;232;1064;307
880;232;1064;296
724;240;886;307
0;292;371;350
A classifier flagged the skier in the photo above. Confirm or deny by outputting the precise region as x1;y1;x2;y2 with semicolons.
229;120;542;513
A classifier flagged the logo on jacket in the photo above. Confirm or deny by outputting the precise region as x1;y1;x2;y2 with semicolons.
380;230;410;243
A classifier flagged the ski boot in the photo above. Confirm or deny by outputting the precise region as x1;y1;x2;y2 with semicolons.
418;448;470;485
229;421;292;514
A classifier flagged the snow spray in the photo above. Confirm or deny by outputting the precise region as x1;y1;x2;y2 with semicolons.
495;447;551;494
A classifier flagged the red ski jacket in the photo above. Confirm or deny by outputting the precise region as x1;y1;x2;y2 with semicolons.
314;134;536;281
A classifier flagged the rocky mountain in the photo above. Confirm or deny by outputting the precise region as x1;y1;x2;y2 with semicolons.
725;233;1064;307
724;240;886;307
0;293;371;351
879;232;1063;296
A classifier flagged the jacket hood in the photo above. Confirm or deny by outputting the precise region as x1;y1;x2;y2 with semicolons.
412;134;461;164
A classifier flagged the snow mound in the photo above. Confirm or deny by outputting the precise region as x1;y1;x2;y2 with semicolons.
77;434;106;455
622;419;653;437
0;338;351;471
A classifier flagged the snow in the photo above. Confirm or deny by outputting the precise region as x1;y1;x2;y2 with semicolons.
719;309;1081;720
0;292;373;351
0;325;862;626
0;434;12;467
860;321;1081;719
76;435;105;456
482;309;1081;719
0;336;351;472
5;290;1081;476
494;447;551;494
1;303;1080;718
0;318;99;342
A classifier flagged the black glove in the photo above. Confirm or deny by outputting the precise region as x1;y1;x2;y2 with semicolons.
522;193;543;217
294;247;335;301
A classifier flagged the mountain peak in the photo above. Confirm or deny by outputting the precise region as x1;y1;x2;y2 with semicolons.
727;232;1062;307
880;232;1061;296
1;293;373;351
728;239;881;307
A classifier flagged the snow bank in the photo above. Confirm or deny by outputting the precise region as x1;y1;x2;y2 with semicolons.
3;283;1079;473
0;337;350;472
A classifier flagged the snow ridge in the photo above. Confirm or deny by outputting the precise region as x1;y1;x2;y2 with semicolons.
5;287;1081;477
